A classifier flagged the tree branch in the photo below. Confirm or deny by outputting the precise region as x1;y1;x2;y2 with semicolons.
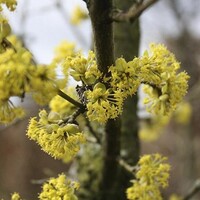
111;0;158;23
58;89;85;109
85;117;101;144
118;158;137;174
183;179;200;200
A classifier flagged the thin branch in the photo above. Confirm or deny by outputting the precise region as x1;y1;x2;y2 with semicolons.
85;117;101;144
55;0;89;48
111;0;159;23
58;89;84;109
118;158;137;174
59;107;85;125
183;179;200;200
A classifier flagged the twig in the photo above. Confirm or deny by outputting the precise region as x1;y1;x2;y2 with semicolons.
183;179;200;200
85;117;101;144
55;0;89;48
58;89;84;109
59;107;85;125
111;0;158;23
118;158;137;174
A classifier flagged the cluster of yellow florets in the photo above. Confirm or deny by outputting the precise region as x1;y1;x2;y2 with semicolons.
64;51;102;85
109;57;141;98
140;44;189;115
11;192;22;200
10;174;79;200
85;82;123;123
27;110;86;161
70;5;88;25
53;40;76;64
0;0;17;11
39;174;79;200
126;154;170;200
0;35;68;124
60;44;189;123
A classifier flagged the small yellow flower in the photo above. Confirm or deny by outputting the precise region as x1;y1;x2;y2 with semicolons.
27;110;86;161
64;51;102;85
141;44;189;116
127;154;170;200
39;174;79;200
86;82;123;123
0;0;17;11
0;100;25;124
11;192;22;200
109;57;141;98
70;5;88;25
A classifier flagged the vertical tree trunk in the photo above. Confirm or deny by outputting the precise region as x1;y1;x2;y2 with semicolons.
89;1;121;199
113;0;141;199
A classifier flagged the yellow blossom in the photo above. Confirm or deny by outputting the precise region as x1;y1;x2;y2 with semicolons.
109;57;141;98
11;192;22;200
0;99;25;124
53;40;76;64
39;174;79;200
28;63;66;105
64;51;102;85
140;44;189;115
85;82;123;123
127;182;162;200
0;0;17;11
27;110;86;161
70;5;88;25
127;154;170;200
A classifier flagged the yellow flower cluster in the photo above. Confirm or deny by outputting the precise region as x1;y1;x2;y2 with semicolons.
11;193;22;200
127;154;170;200
141;44;189;115
70;5;88;25
0;36;32;123
53;40;76;64
61;44;188;123
0;0;17;11
85;82;123;123
64;51;102;85
0;35;68;124
39;174;79;200
109;57;140;98
0;15;12;52
9;174;79;200
28;63;66;105
27;110;86;161
0;100;25;124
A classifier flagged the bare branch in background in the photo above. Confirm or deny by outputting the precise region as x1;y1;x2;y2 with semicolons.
111;0;158;23
55;0;89;48
85;117;101;144
183;179;200;200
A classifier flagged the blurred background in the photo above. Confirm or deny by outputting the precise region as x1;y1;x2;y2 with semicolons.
0;0;200;199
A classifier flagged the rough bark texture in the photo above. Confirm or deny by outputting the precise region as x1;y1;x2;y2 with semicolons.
89;1;121;199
